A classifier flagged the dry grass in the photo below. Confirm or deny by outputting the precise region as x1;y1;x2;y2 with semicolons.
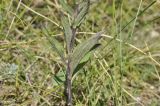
0;0;160;105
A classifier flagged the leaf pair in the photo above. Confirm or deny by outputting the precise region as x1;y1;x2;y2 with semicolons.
59;0;102;76
45;31;102;76
72;1;90;28
59;0;90;28
60;0;90;53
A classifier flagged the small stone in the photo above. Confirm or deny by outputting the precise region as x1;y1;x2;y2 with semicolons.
150;86;154;90
150;30;159;38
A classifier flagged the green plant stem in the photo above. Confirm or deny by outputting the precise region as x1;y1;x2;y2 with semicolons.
64;0;90;105
65;28;76;106
66;58;72;106
70;28;77;52
65;22;77;106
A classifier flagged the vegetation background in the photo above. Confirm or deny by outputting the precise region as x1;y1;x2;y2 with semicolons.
0;0;160;105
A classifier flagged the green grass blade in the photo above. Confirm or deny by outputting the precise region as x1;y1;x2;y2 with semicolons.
121;0;156;32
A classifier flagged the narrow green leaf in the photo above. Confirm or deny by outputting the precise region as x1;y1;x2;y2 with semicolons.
72;61;88;79
51;37;64;55
73;1;90;28
70;32;102;74
59;0;74;15
43;28;65;62
72;52;91;77
80;51;92;63
53;69;66;85
72;44;101;76
61;16;72;52
121;0;156;32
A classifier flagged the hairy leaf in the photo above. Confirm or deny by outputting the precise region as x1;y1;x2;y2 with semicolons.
73;1;90;28
43;29;65;62
61;16;72;52
72;44;101;76
70;32;102;74
59;0;74;15
72;52;91;77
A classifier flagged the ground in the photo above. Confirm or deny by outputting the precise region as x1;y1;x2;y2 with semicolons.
0;0;160;106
